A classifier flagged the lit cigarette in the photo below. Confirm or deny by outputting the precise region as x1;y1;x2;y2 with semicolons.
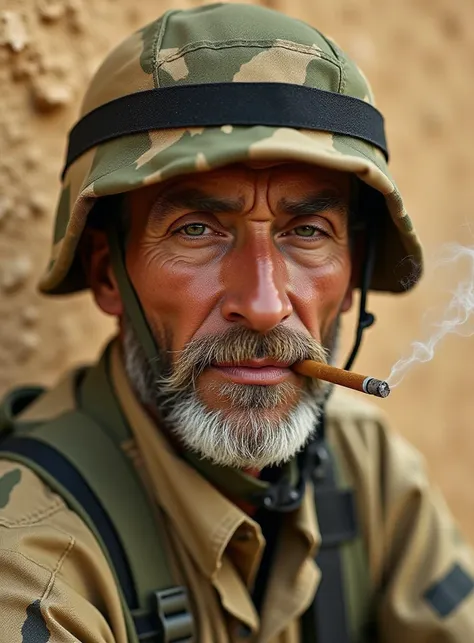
293;360;390;399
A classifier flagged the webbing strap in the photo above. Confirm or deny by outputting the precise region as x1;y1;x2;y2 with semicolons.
107;225;161;382
62;82;388;177
0;435;138;608
301;441;357;643
0;434;195;643
33;410;173;605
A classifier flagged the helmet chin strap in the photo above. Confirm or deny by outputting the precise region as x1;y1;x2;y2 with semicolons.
343;206;377;371
107;222;163;383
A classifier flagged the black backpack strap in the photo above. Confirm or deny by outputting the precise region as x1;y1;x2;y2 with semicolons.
0;434;178;642
0;410;194;643
1;436;137;606
301;438;359;643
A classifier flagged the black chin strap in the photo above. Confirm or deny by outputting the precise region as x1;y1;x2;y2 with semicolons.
344;192;378;371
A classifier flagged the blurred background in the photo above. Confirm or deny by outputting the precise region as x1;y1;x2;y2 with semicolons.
1;0;474;539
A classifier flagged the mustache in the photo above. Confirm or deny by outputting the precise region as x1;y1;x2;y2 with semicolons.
158;326;328;392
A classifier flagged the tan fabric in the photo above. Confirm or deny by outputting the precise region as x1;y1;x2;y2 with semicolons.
1;348;474;641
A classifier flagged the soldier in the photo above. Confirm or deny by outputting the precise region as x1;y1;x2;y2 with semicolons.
1;3;473;642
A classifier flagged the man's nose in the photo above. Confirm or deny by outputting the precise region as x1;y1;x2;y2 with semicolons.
221;234;293;332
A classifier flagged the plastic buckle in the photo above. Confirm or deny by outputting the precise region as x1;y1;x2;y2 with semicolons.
155;586;195;642
310;443;329;482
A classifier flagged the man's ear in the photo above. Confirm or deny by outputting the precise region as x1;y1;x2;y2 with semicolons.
79;227;123;317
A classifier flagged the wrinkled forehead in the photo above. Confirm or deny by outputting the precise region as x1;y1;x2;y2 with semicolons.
125;161;353;213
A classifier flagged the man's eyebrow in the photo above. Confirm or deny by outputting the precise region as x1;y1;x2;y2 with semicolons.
278;191;349;217
150;188;245;221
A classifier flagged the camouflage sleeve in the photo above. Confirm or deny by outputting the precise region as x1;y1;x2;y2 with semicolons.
376;427;474;642
0;461;127;643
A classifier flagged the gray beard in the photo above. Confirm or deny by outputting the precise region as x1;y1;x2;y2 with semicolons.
122;320;337;470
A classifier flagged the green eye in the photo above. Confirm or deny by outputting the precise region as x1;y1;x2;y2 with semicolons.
294;225;318;237
182;223;206;236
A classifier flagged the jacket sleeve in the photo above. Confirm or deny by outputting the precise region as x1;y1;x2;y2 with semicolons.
0;461;127;643
376;425;474;642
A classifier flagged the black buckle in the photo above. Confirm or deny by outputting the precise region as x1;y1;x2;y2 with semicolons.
133;586;195;642
309;442;330;482
155;587;194;642
250;473;306;513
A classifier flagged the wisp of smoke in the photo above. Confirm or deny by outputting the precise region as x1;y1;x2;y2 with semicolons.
387;244;474;387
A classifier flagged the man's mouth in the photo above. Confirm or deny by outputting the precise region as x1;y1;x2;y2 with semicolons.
211;359;294;385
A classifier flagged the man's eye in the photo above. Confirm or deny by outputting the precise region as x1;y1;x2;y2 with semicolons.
179;223;208;236
293;225;321;237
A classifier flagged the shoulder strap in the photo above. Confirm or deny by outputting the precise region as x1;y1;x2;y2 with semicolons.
301;437;371;643
0;391;194;643
326;439;374;642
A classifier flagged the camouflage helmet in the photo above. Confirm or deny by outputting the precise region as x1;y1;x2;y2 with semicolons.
39;2;423;296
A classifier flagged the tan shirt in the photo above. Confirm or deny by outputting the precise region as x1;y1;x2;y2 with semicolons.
1;347;474;641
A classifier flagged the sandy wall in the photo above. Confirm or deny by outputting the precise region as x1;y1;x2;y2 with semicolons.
2;0;474;540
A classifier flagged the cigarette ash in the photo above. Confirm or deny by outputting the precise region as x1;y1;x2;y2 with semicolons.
387;244;474;387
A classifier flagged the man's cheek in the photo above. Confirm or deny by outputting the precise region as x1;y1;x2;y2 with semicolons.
152;284;224;346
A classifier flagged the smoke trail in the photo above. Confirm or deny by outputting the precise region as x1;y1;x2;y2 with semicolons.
387;244;474;387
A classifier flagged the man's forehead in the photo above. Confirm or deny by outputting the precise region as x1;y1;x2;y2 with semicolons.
129;162;351;207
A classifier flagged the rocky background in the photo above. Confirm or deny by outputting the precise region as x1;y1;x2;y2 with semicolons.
1;0;474;540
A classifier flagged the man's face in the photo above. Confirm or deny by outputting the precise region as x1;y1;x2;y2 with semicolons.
118;163;354;468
